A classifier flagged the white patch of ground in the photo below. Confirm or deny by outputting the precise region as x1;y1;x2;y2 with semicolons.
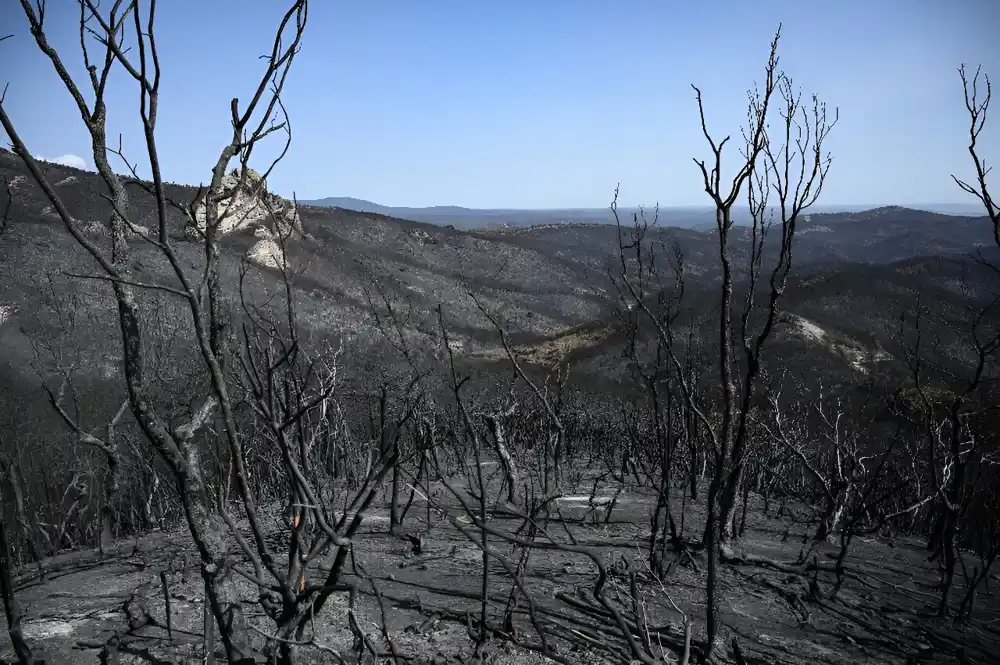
785;314;890;374
840;346;867;373
0;304;13;326
841;346;890;374
20;609;121;641
790;315;828;343
556;495;617;506
333;511;390;526
80;220;110;237
21;619;76;639
54;175;78;187
124;220;149;236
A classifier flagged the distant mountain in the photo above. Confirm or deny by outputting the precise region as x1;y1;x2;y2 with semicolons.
302;197;395;215
298;197;627;230
298;197;728;231
299;196;989;232
806;205;981;224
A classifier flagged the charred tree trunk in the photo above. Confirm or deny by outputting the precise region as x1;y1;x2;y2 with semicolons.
99;442;121;555
483;410;519;508
814;487;849;543
936;506;960;616
0;509;35;665
389;439;402;536
738;474;751;538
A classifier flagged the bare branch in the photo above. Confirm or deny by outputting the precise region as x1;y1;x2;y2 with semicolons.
62;271;190;298
951;64;997;244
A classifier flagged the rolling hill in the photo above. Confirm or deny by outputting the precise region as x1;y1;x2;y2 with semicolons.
2;148;997;400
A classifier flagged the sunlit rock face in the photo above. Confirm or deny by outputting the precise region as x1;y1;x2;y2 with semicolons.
187;166;302;268
246;237;285;270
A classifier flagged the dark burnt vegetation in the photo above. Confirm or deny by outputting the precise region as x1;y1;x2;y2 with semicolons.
1;4;999;665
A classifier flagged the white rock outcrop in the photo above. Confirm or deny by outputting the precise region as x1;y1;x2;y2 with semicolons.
246;238;285;270
187;166;302;269
188;167;301;237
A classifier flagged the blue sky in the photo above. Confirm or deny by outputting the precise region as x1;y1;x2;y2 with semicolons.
2;0;998;209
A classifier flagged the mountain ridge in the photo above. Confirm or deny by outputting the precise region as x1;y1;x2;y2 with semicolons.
2;149;996;394
300;194;991;231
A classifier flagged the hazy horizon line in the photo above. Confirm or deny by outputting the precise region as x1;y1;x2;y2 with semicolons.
300;196;987;214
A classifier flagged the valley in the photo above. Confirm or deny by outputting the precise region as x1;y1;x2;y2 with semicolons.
1;4;998;664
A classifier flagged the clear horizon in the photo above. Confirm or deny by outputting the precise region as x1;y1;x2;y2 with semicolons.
2;0;998;209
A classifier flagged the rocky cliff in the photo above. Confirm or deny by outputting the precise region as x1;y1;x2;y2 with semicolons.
187;166;303;268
